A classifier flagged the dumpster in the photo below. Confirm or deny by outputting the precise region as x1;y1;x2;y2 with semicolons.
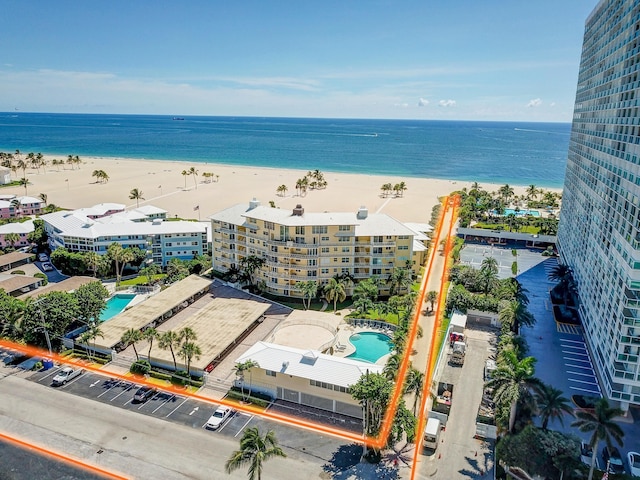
42;358;54;370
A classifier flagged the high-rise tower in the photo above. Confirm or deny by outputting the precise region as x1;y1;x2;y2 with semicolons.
558;0;640;409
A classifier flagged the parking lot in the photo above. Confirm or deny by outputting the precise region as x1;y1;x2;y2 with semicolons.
24;364;363;463
459;243;549;279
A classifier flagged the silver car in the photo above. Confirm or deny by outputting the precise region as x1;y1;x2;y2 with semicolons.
51;366;83;386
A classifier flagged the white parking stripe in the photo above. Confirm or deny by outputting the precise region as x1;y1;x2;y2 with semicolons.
152;394;175;413
569;378;600;386
110;383;133;402
562;350;589;357
561;338;586;345
139;393;160;410
235;414;254;437
567;370;598;378
561;344;587;351
166;397;189;417
97;380;121;398
565;363;595;371
570;386;601;395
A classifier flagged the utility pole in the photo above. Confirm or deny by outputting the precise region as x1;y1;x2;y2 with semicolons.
34;298;52;356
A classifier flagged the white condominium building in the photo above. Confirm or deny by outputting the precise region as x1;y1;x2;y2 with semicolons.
41;205;207;267
210;199;428;298
558;0;640;409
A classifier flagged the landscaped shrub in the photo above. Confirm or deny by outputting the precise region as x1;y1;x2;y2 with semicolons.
149;371;172;382
511;262;517;275
34;272;48;286
226;389;270;408
130;360;151;376
512;249;517;256
10;270;25;275
171;370;190;386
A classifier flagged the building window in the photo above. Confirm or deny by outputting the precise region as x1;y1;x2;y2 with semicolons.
338;225;350;232
266;370;276;377
312;226;327;234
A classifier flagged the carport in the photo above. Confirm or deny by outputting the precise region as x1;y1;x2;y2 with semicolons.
151;296;270;375
94;275;212;353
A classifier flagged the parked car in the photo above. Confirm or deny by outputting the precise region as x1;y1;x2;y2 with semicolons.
51;367;83;386
603;445;625;474
133;386;157;403
628;451;640;477
37;253;48;262
580;442;601;469
41;262;53;272
205;406;234;430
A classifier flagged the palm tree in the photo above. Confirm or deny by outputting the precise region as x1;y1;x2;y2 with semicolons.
10;198;21;217
3;232;20;249
234;359;259;402
497;278;530;306
572;398;624;480
486;350;542;433
297;280;318;310
18;177;28;195
480;257;499;296
387;267;411;296
107;243;135;286
324;277;346;312
120;328;143;360
526;184;539;201
180;341;201;380
534;383;574;430
188;167;198;189
498;184;515;204
225;427;286;480
67;154;75;170
158;330;181;371
129;188;145;207
426;290;438;313
38;193;48;206
548;263;574;304
143;327;158;360
499;300;535;334
84;251;101;277
181;169;188;189
276;184;288;197
403;366;424;415
179;326;198;344
79;321;104;361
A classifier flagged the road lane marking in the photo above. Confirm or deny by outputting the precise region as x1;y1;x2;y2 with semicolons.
89;380;100;388
188;406;199;416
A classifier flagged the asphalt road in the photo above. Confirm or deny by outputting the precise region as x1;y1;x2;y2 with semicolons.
0;367;375;479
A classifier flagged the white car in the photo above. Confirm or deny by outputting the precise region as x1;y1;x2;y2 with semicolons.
580;442;601;470
628;452;640;477
205;406;234;430
38;253;48;262
51;366;83;386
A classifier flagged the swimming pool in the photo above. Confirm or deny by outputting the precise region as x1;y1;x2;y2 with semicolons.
346;332;393;363
100;293;136;321
502;208;540;217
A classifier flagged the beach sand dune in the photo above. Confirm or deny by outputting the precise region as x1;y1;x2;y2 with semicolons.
3;155;559;223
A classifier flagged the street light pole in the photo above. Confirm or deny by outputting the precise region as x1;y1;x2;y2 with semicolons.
34;299;52;356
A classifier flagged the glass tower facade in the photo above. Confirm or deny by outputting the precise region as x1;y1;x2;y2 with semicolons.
558;0;640;409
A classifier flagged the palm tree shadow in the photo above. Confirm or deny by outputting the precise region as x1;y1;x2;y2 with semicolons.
322;444;401;479
322;444;362;475
458;444;493;479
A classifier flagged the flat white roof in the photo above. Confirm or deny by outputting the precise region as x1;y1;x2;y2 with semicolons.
42;210;206;239
236;341;383;388
133;205;168;215
0;219;34;235
211;202;415;236
451;312;467;330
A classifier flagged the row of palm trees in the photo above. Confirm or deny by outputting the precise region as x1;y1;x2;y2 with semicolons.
120;326;202;378
0;151;82;175
379;181;407;198
181;167;199;189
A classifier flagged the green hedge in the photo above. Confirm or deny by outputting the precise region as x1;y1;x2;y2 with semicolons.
34;272;48;286
10;270;25;275
227;387;271;408
130;360;151;375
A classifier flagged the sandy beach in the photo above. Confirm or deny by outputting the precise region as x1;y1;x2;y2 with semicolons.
1;155;560;223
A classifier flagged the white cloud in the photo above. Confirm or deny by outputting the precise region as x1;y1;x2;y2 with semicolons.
394;103;409;108
417;98;429;107
549;102;556;107
527;98;542;107
439;99;456;107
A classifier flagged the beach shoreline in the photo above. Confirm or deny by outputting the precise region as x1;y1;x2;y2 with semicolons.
1;154;562;223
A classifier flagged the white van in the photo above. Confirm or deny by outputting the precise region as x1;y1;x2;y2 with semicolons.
423;418;441;450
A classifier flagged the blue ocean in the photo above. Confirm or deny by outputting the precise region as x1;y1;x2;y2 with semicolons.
0;113;570;188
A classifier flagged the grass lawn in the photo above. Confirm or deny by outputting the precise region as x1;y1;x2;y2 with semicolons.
119;274;166;286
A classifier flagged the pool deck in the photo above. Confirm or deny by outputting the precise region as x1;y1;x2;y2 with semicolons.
332;321;394;366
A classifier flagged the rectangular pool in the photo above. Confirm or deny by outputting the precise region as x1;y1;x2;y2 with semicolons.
100;293;136;321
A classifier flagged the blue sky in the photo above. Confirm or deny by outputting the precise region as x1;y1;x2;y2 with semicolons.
1;1;597;121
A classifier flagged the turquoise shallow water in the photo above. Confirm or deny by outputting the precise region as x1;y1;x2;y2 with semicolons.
346;332;393;363
100;294;135;321
0;113;570;188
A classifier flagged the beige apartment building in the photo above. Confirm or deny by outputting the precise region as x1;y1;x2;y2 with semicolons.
210;199;428;298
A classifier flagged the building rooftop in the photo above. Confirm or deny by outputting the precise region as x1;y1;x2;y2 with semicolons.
211;201;416;237
0;274;41;294
19;276;97;299
0;252;34;268
235;341;383;388
133;205;168;216
0;220;34;235
152;296;271;371
97;275;212;349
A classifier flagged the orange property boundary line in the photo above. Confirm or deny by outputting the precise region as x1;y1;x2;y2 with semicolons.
0;196;456;472
410;195;459;480
0;431;129;480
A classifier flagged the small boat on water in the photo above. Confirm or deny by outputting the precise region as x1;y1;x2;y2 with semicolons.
173;117;185;121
